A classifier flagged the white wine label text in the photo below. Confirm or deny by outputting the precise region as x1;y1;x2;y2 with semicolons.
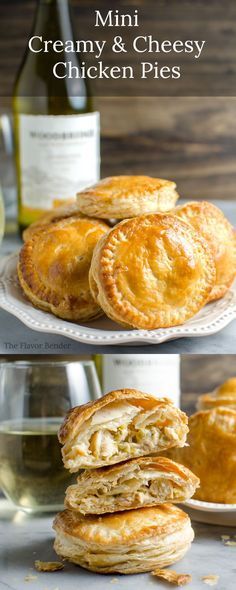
19;113;100;210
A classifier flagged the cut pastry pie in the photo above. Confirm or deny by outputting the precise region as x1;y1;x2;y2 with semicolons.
89;213;216;329
18;216;109;321
174;201;236;301
58;389;188;471
77;175;179;219
65;456;199;514
166;407;236;503
23;201;83;241
53;504;194;574
197;377;236;411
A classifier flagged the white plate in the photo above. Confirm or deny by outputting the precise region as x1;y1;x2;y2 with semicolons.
0;253;236;346
183;499;236;526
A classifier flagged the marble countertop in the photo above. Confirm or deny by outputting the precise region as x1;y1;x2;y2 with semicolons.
0;200;235;354
0;500;235;590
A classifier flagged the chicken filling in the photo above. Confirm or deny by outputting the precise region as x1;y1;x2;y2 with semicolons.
63;401;186;471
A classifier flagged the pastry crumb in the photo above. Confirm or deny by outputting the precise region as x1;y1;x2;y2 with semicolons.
201;575;219;586
152;568;192;586
110;578;119;584
35;560;64;572
221;534;236;546
24;574;38;582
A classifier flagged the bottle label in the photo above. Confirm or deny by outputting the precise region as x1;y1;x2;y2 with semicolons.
102;354;180;407
19;112;100;210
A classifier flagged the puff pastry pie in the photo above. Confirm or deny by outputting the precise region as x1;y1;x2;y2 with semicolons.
23;202;82;242
197;377;236;411
166;408;236;503
89;213;216;329
174;201;236;301
53;505;194;574
58;389;188;471
77;176;179;219
18;216;109;321
65;456;199;514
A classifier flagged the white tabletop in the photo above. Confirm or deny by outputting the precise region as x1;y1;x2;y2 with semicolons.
0;499;235;590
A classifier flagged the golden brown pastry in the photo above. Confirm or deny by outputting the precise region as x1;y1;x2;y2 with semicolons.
18;216;109;321
197;377;236;411
23;201;82;241
174;201;236;301
59;390;188;472
166;407;236;503
77;176;179;219
89;213;216;330
53;505;194;574
65;456;199;514
217;377;236;396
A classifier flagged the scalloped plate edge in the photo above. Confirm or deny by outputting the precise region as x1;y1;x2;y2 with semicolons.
0;253;236;345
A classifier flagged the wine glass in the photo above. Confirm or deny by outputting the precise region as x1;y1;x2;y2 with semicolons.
0;186;4;246
0;359;101;512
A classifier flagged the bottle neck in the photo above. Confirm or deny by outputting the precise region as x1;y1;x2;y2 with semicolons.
33;0;73;40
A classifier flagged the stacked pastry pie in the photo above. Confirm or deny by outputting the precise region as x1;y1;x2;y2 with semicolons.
53;389;199;574
18;175;236;329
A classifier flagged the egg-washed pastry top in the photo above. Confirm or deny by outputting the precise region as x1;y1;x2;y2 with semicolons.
58;389;188;471
18;216;109;321
89;213;216;330
53;504;194;574
174;201;236;301
77;175;179;219
197;377;236;410
23;201;82;242
65;456;199;514
166;407;236;503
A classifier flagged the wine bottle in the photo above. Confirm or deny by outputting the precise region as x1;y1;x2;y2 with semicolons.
13;0;100;232
94;355;181;407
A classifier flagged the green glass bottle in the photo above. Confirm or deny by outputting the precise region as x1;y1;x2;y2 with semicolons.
13;0;100;232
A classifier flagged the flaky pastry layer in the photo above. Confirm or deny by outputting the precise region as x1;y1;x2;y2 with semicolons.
53;505;194;574
77;175;179;219
22;201;82;242
165;407;236;503
59;389;188;471
174;201;236;301
18;216;109;321
65;456;199;514
197;377;236;411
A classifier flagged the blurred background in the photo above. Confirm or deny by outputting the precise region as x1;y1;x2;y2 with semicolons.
0;354;235;413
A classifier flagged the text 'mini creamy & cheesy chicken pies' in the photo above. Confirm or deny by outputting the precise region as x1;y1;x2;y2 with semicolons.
58;389;189;471
89;213;216;330
65;456;199;515
53;504;194;574
77;175;179;219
